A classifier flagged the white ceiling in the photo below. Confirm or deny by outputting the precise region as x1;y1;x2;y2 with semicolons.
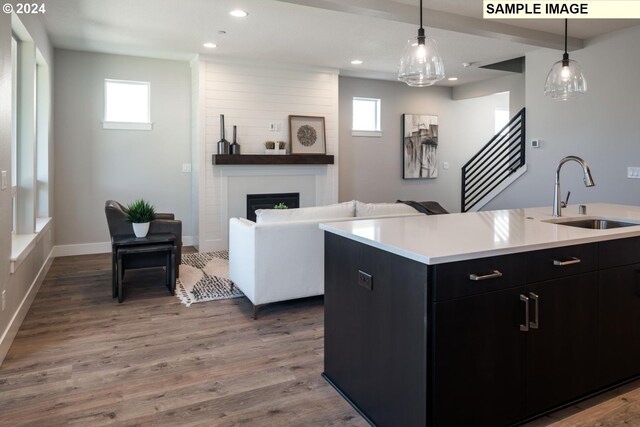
41;0;640;86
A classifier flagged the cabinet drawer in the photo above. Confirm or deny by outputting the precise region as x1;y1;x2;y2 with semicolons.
525;243;597;283
432;253;526;301
599;237;640;269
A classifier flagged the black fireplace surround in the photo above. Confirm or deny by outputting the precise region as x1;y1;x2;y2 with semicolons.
246;193;300;222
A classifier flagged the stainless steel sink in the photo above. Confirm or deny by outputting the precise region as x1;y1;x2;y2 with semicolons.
544;218;640;230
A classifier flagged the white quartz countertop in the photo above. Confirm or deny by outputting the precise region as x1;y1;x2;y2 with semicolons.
319;204;640;265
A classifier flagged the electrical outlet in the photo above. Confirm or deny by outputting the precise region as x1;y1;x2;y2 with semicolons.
1;170;7;190
531;139;541;148
358;270;373;291
2;290;5;311
443;162;450;170
182;163;192;173
628;167;640;179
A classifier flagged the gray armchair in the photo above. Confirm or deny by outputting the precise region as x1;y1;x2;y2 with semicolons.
105;200;182;277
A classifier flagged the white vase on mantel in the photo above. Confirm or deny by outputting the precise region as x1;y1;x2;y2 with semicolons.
132;222;150;238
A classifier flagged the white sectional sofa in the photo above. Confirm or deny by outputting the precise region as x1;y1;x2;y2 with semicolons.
228;200;422;318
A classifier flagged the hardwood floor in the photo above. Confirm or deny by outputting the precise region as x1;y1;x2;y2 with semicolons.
1;251;640;426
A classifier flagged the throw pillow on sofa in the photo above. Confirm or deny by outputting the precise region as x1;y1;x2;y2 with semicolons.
255;200;356;224
355;201;419;217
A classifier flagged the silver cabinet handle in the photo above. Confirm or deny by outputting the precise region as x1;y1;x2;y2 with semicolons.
520;294;530;332
553;257;581;266
529;293;540;329
469;270;503;281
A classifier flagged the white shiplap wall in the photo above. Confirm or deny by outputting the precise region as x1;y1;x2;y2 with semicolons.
196;58;339;251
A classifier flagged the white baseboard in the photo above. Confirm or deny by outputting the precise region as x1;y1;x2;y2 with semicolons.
52;236;195;258
53;242;111;257
0;248;54;366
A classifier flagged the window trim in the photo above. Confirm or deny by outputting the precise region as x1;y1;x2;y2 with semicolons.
103;79;153;130
351;130;383;138
352;97;382;136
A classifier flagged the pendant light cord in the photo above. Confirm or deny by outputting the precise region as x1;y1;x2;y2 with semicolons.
417;0;425;42
564;19;568;55
562;19;569;64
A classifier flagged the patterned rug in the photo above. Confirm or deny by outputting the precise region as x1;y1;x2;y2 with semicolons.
175;251;244;307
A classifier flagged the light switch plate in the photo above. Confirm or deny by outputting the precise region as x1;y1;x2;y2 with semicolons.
628;167;640;179
443;161;450;170
182;163;192;173
269;121;282;132
1;170;7;190
531;139;541;148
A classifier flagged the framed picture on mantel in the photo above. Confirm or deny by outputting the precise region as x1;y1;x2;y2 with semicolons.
289;115;326;155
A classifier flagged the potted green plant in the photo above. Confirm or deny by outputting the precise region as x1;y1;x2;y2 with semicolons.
265;141;277;155
126;199;156;237
277;141;287;154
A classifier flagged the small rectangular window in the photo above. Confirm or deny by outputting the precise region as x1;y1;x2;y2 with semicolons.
103;79;152;130
352;97;381;137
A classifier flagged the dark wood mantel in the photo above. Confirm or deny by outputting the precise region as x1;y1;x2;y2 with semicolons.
212;154;334;165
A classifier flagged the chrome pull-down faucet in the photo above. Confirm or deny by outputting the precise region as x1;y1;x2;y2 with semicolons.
553;156;595;217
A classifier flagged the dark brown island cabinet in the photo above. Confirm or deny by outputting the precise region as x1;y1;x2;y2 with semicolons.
323;233;640;427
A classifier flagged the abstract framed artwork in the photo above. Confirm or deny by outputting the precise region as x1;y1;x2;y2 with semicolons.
402;114;439;179
289;115;326;155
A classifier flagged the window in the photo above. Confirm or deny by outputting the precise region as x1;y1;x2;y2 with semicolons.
36;54;50;219
11;36;18;234
103;79;152;130
9;17;53;272
352;97;381;137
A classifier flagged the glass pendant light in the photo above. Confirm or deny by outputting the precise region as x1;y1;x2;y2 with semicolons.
544;19;587;100
398;0;445;87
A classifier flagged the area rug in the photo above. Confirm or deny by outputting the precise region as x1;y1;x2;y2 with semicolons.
176;250;244;307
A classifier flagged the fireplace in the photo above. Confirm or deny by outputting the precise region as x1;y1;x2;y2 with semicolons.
246;193;300;222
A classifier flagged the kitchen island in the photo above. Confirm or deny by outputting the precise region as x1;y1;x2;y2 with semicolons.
320;204;640;427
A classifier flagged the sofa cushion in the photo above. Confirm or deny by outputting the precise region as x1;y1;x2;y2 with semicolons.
255;200;356;224
355;201;419;217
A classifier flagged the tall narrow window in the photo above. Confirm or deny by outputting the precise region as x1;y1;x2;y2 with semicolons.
35;52;50;222
352;97;382;137
103;79;152;130
10;36;18;234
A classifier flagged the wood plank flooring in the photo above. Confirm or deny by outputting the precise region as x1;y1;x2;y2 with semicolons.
1;251;640;426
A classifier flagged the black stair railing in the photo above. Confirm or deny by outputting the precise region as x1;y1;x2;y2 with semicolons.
461;108;526;212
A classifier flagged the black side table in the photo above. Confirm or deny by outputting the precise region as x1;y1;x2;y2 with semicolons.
111;233;177;303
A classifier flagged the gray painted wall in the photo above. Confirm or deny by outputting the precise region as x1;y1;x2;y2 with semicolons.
453;73;525;117
485;25;640;210
0;12;55;365
53;50;192;246
339;76;508;212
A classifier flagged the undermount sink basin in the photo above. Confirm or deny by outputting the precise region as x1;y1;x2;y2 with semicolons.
543;217;640;230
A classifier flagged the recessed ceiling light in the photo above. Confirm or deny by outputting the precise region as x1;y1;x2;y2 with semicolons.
229;9;248;17
448;77;458;81
351;60;363;65
203;42;217;49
